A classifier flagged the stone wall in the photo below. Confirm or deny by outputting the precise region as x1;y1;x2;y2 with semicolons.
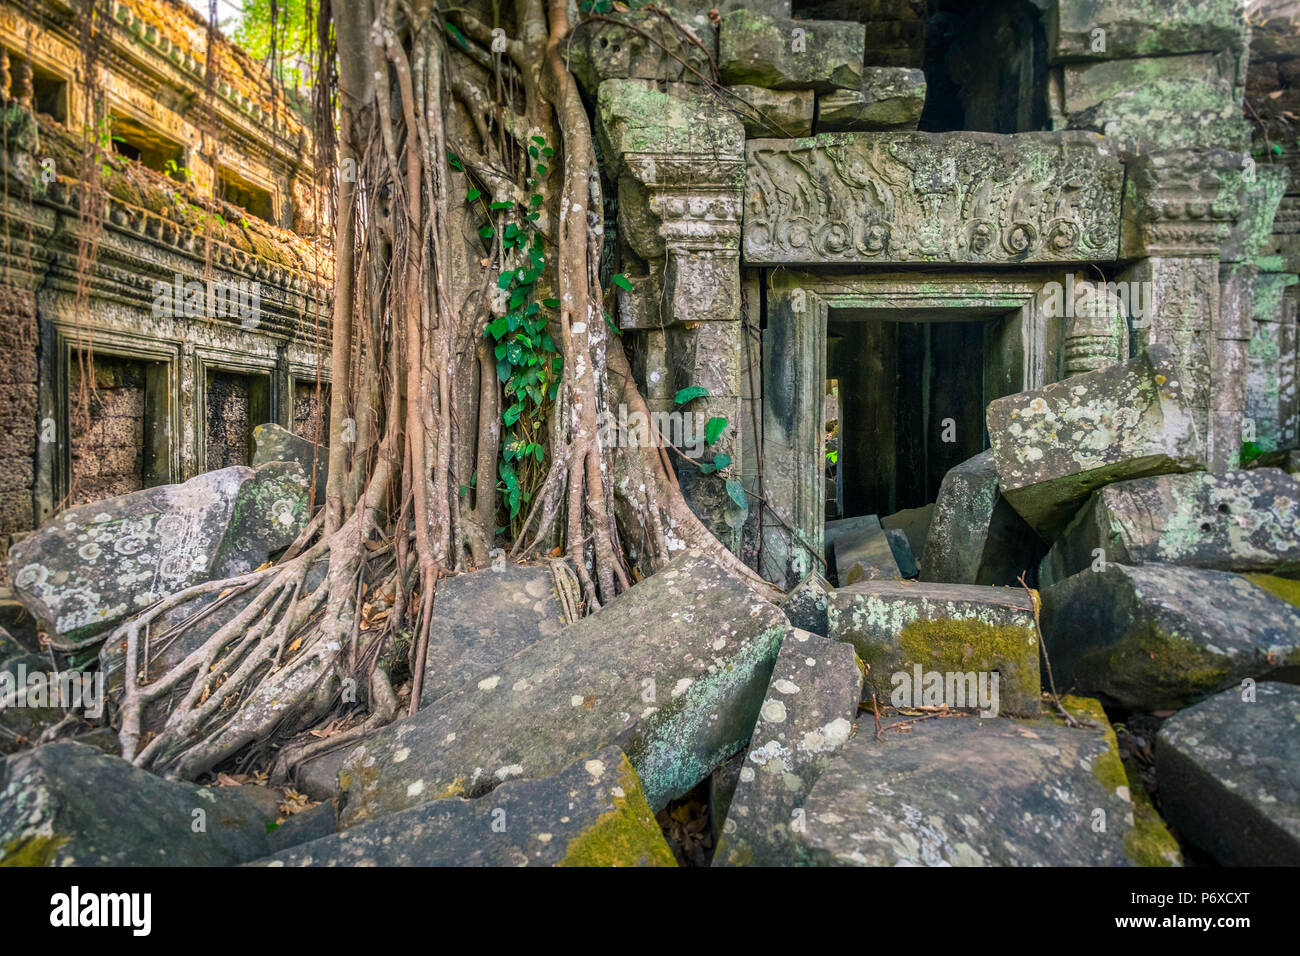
205;371;259;470
292;380;329;443
0;284;38;584
68;354;147;505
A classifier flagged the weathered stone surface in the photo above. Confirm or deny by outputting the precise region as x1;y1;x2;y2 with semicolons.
828;580;1041;716
1058;53;1248;153
714;629;862;866
796;705;1150;865
729;85;814;138
885;528;918;578
815;67;925;131
881;503;933;561
211;460;311;577
987;346;1206;538
420;563;564;708
266;801;337;855
920;450;1041;586
8;466;258;642
0;741;274;865
1041;469;1300;586
1050;0;1250;62
719;11;865;92
257;746;675;867
253;422;326;507
744;132;1123;266
337;551;788;826
597;79;745;172
568;10;715;98
1040;563;1300;711
825;514;899;584
780;571;832;637
1157;681;1300;866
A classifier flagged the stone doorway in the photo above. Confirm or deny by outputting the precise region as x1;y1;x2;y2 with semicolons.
828;314;990;521
204;369;272;470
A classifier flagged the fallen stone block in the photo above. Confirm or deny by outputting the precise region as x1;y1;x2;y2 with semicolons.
336;551;788;826
1041;469;1300;586
8;463;309;643
258;746;674;867
714;629;862;866
780;571;832;637
420;563;564;708
815;67;925;131
266;801;338;855
920;450;1041;586
825;514;900;585
0;741;275;865
729;85;815;138
1040;563;1300;712
1156;681;1300;866
828;580;1041;716
0;624;61;754
253;422;326;507
719;10;865;92
881;503;933;562
797;701;1164;865
986;345;1205;538
885;529;918;578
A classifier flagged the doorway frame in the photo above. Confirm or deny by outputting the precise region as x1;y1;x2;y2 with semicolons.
760;268;1071;588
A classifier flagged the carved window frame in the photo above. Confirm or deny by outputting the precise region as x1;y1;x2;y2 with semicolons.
286;359;332;444
193;345;279;472
43;323;182;522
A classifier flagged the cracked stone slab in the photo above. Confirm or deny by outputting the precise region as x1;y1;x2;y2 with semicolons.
253;422;327;507
1041;468;1300;586
1040;563;1300;712
7;462;308;643
419;563;565;708
254;745;675;867
987;345;1206;538
826;514;900;585
828;580;1041;716
713;629;862;866
729;85;814;138
1156;681;1300;866
0;741;274;866
796;710;1145;865
336;551;788;827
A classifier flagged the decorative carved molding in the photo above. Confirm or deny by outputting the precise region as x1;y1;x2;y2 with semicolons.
743;132;1124;266
1120;148;1248;258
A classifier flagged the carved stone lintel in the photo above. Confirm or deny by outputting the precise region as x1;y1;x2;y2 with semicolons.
743;132;1124;266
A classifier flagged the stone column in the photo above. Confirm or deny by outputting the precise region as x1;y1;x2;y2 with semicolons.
595;79;747;547
1120;149;1247;472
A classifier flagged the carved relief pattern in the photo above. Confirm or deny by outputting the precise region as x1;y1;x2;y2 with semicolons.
743;134;1123;265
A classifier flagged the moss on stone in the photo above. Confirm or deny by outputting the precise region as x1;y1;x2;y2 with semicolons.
1244;572;1300;609
895;617;1038;713
0;834;69;867
1122;763;1182;867
557;757;676;867
1099;624;1233;707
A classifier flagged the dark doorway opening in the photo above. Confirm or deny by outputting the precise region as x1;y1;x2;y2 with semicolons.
828;316;988;519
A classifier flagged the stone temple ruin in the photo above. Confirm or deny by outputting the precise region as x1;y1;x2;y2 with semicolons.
0;0;1299;868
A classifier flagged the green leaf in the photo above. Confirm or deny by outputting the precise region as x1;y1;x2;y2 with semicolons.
536;164;547;176
725;477;748;515
489;200;513;211
712;452;732;470
674;386;708;405
531;136;546;147
604;312;622;336
497;271;515;290
503;402;523;426
611;273;633;291
543;298;562;309
466;188;482;202
486;316;509;339
530;194;544;207
698;462;717;475
542;146;554;157
705;416;728;445
447;150;464;171
479;225;495;239
526;211;541;221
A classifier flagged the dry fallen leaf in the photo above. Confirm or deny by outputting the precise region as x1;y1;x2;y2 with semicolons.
286;636;303;654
